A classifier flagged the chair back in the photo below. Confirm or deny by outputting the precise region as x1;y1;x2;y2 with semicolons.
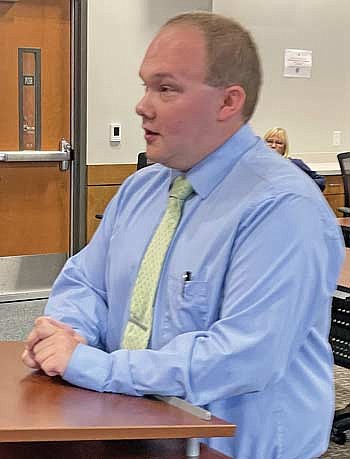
137;152;154;170
337;152;350;208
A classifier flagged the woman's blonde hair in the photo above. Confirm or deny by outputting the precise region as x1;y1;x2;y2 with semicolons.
263;127;289;157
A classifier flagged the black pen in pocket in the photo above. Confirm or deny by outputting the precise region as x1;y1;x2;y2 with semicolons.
182;271;192;297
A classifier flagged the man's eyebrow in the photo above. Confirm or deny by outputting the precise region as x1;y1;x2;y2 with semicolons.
139;72;177;81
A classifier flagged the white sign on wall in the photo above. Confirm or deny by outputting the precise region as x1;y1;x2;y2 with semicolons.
284;49;312;78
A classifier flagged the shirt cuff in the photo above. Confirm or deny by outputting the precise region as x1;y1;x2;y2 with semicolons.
63;343;140;396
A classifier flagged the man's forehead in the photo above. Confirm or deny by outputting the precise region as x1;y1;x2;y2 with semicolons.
145;25;205;60
140;25;207;80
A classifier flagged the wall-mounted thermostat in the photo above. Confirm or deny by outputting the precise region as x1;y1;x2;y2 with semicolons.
109;123;121;142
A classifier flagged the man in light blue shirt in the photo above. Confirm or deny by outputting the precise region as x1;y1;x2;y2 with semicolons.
22;12;344;459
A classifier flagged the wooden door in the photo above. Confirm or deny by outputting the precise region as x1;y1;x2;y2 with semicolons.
0;0;71;257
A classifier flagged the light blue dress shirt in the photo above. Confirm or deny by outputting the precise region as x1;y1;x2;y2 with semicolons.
46;124;344;459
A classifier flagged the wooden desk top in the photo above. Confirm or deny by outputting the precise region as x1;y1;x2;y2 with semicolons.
337;217;350;228
338;248;350;288
0;342;235;443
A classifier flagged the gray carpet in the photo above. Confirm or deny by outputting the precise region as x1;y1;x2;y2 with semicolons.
0;299;46;340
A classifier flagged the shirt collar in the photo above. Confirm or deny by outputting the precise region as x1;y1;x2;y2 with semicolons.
169;124;259;199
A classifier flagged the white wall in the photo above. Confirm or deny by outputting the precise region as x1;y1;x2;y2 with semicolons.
87;0;212;164
213;0;350;156
88;0;350;162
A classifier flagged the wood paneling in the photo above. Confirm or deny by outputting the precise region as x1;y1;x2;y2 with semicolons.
87;185;119;241
0;162;70;256
324;175;344;195
325;194;345;218
86;164;137;241
324;175;345;217
87;164;136;186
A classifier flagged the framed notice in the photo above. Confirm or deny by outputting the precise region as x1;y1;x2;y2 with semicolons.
284;49;312;78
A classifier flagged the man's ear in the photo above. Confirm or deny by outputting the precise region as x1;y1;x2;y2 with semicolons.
217;85;246;121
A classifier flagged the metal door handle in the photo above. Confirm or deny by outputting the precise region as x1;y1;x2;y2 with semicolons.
0;151;69;161
0;139;72;171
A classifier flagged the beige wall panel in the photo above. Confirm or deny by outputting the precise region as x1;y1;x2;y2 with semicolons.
87;0;211;164
213;0;350;155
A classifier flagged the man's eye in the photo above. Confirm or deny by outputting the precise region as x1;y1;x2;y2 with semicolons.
160;86;172;92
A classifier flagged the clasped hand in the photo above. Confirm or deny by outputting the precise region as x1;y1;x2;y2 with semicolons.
21;316;87;377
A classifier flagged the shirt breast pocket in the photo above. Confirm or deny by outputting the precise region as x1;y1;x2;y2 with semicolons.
165;275;209;333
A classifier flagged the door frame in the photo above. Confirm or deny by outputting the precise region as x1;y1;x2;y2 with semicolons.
71;0;88;253
0;0;88;330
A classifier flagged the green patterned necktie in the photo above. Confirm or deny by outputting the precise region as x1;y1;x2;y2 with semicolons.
122;176;193;350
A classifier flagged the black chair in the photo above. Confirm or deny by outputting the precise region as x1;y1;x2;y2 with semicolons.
137;151;154;170
330;286;350;444
337;152;350;217
340;223;350;248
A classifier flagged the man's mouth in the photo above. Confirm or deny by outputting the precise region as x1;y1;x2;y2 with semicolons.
144;128;160;142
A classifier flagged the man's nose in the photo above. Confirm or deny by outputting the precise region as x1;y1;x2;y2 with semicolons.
135;92;155;119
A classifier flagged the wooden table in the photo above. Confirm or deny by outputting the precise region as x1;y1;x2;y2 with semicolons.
338;248;350;288
0;342;234;458
338;217;350;247
337;217;350;228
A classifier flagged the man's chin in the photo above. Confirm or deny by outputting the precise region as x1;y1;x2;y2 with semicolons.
145;147;185;169
145;147;167;165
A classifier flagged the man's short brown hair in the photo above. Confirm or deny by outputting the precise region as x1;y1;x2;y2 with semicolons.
165;11;262;122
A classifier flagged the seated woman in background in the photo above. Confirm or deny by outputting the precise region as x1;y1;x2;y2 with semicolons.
264;127;326;191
